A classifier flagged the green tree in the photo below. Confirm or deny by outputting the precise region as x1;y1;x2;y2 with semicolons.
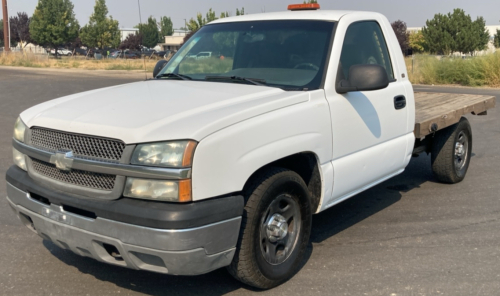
29;0;80;57
447;9;469;54
422;9;490;56
470;17;489;54
187;8;221;32
159;16;173;39
409;31;427;53
187;7;245;33
422;13;455;55
187;13;205;32
139;16;159;48
303;0;318;3
80;0;120;49
448;9;488;55
206;8;217;23
494;29;500;48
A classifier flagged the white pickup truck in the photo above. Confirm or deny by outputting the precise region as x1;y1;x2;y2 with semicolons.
6;4;496;289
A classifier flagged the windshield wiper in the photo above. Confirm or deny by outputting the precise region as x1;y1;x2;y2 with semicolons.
205;76;267;86
156;73;192;80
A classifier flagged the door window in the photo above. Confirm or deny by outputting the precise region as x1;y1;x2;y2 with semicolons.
339;21;394;80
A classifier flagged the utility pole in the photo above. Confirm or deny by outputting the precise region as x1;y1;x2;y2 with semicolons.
2;0;9;51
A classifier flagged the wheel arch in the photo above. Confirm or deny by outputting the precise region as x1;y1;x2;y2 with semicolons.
242;152;323;214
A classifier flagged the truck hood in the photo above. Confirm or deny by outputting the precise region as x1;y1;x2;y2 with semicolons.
21;80;309;143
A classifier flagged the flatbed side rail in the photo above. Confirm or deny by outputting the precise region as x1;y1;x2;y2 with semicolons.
413;92;496;138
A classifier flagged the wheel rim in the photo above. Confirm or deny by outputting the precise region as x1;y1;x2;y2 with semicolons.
259;194;301;265
454;131;469;172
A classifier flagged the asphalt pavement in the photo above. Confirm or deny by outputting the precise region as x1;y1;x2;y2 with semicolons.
0;67;499;296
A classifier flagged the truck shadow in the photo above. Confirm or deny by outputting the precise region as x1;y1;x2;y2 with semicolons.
41;154;434;295
310;152;434;243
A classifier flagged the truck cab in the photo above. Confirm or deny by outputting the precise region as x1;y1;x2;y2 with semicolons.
7;4;491;289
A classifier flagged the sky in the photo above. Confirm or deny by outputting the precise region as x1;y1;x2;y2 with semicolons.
6;0;500;29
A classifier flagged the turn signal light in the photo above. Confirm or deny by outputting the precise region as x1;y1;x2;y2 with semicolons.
178;179;192;202
288;3;320;11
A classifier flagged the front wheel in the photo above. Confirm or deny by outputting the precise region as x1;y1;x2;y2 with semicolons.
228;167;312;289
431;117;472;183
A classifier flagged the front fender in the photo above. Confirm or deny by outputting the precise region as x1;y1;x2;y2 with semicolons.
191;90;332;201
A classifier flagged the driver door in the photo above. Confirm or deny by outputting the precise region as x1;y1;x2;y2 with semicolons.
323;19;411;207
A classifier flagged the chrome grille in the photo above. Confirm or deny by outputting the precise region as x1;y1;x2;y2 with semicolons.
31;128;125;161
31;158;116;191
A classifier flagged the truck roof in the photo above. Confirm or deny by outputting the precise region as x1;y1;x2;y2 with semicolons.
210;10;379;24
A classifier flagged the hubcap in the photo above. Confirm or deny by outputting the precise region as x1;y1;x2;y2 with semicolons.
454;131;469;172
259;194;301;265
266;214;288;243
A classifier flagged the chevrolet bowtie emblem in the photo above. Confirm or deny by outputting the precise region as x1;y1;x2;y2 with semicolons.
49;150;74;171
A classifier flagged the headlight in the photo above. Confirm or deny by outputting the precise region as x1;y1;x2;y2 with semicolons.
13;147;27;171
124;178;192;202
13;117;27;143
131;141;197;168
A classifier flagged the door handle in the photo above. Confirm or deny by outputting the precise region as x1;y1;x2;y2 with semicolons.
394;95;406;110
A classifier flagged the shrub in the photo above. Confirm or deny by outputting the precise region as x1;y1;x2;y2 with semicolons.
406;52;500;87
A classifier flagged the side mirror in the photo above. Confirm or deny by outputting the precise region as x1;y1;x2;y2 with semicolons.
336;64;389;94
153;60;168;77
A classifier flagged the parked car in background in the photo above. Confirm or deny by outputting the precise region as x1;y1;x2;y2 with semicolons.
154;51;167;58
73;48;88;56
110;50;140;59
59;48;73;56
86;49;95;58
141;49;156;58
196;51;212;59
124;52;140;59
102;48;118;57
109;50;123;59
50;48;73;56
109;50;120;58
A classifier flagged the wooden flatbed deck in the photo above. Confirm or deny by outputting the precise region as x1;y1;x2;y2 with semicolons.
414;92;496;138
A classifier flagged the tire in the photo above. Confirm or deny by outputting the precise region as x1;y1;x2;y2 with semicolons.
227;167;312;289
431;117;472;184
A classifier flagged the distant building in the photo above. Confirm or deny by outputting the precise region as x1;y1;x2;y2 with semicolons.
485;25;500;40
407;27;422;34
120;28;139;42
159;30;189;51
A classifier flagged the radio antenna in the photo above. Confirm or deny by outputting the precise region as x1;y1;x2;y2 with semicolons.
137;0;147;80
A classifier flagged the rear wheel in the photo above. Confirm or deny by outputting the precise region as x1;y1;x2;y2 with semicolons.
228;167;312;289
431;117;472;183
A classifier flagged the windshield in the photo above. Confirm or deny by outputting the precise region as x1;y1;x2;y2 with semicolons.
159;20;335;90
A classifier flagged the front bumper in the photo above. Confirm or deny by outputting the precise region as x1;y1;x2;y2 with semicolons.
6;169;243;275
